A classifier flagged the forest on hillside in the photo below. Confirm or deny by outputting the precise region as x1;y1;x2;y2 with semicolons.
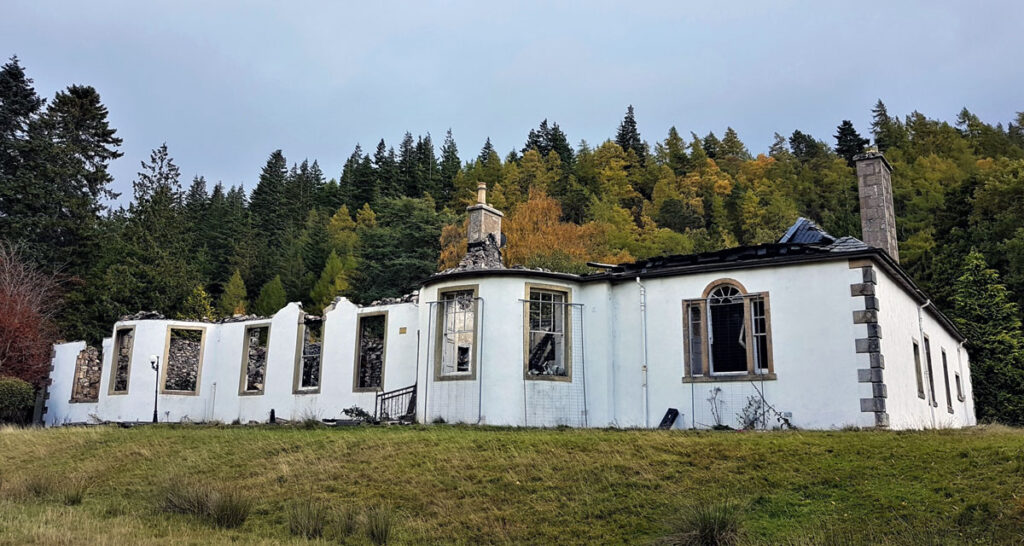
2;56;1024;423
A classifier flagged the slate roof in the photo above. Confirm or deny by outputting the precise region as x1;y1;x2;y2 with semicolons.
778;217;836;245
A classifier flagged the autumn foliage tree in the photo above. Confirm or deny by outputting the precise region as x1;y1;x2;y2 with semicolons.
0;243;61;387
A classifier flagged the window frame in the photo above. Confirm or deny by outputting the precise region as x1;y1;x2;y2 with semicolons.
941;348;953;414
924;336;937;408
238;322;272;396
913;339;925;399
955;371;965;402
293;314;324;394
108;326;135;396
523;283;573;382
434;284;479;381
683;279;775;382
353;311;388;392
160;325;207;396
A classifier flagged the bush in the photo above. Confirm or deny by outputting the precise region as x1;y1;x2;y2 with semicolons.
663;501;743;546
0;377;34;424
288;500;328;539
365;505;398;545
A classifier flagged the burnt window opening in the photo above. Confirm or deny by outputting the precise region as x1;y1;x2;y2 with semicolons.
355;314;386;391
941;349;953;413
438;289;476;378
924;337;937;407
297;317;322;390
684;281;773;379
71;346;102;403
242;325;270;394
526;288;569;378
110;328;134;394
164;328;204;393
913;340;925;399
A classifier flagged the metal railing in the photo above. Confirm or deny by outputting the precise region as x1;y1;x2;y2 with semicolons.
375;384;416;423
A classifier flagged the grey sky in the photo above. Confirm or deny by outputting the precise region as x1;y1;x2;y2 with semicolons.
2;1;1021;203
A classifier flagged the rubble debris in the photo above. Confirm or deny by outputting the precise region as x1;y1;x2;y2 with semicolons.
298;318;322;389
112;328;134;392
119;310;165;321
243;326;269;392
451;233;504;272
217;314;269;324
356;315;386;389
165;329;202;392
367;291;419;307
70;346;102;402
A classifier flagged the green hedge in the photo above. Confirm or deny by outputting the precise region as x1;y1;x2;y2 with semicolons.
0;376;35;423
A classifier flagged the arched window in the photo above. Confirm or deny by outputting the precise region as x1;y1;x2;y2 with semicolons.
683;280;774;379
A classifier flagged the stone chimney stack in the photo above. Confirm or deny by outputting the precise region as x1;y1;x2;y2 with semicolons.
467;182;503;246
854;149;899;262
456;182;504;270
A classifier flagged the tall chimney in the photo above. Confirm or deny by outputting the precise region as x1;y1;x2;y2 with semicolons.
854;149;899;262
467;182;503;246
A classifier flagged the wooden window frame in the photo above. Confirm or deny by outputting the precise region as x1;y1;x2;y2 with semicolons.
238;322;272;396
434;284;479;381
160;325;207;396
941;349;953;414
523;283;573;382
108;326;135;396
913;339;925;399
293;314;324;394
353;311;388;392
683;279;775;383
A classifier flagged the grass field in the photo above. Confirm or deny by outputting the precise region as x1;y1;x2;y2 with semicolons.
1;424;1023;545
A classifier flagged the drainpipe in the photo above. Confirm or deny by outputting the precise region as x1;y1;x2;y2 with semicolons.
917;300;936;428
636;277;650;428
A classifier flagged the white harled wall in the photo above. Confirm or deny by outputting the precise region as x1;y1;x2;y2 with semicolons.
45;299;419;426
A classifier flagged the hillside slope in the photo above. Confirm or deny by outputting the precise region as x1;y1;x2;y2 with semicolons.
0;425;1022;544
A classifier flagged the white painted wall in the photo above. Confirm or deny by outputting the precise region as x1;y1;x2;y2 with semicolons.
872;266;975;429
46;258;976;430
44;299;420;425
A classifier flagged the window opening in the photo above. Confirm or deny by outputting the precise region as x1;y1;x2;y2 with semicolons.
298;318;322;390
165;328;203;393
242;325;269;393
356;314;386;390
439;290;475;377
111;328;134;393
708;285;746;373
527;289;568;377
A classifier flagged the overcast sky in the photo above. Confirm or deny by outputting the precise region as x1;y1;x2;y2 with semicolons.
2;1;1021;202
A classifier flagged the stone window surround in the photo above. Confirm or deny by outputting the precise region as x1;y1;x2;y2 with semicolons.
160;325;207;396
293;313;324;394
522;283;573;382
353;311;388;393
70;345;101;403
238;322;272;396
682;278;776;383
108;326;136;396
433;284;479;382
941;348;954;414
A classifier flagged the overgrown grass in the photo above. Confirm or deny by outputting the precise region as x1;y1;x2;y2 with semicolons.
662;500;743;546
161;480;252;529
0;424;1022;544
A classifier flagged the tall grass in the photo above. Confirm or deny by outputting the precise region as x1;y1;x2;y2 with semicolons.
365;505;398;545
161;481;252;529
287;499;328;538
662;501;743;546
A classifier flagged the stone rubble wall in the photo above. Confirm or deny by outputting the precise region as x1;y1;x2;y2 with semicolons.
70;346;102;402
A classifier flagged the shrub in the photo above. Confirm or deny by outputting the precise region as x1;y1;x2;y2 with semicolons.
365;505;398;545
0;377;35;424
663;501;743;546
288;500;328;539
342;405;373;422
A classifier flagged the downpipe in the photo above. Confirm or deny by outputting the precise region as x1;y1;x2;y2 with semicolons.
917;300;936;428
636;277;650;428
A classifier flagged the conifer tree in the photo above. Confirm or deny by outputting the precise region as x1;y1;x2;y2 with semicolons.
656;127;689;176
871;99;907;152
217;269;248;316
615;105;645;163
834;120;870;166
702;132;721;160
252;275;287;316
373;139;399;197
178;285;215;320
439;129;461;207
309;250;349;314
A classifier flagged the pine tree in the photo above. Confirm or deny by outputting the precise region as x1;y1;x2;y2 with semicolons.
217;269;248;316
789;130;827;162
871;99;907;152
478;137;496;164
252;275;287;316
438;129;460;207
373;139;399;197
397;132;417;196
615;105;645;163
309;250;349;314
702;132;721;159
834;120;870;166
178;285;215;320
249;150;289;283
655;127;689;176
